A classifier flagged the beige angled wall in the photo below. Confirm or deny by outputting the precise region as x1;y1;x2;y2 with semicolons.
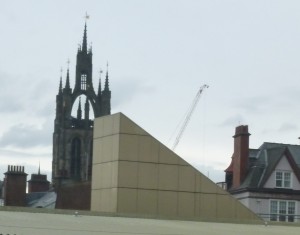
91;113;260;222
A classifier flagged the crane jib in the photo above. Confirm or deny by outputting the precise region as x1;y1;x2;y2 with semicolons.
171;84;209;151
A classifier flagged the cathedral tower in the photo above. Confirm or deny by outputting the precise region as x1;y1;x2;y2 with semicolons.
52;23;111;187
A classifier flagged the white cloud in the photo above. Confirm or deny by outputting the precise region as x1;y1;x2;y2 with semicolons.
278;123;298;133
112;78;156;109
220;114;245;127
0;122;52;148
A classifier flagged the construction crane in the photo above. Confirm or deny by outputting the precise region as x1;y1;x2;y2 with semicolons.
172;84;209;151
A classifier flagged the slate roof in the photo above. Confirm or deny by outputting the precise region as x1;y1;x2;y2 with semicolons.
238;142;300;190
26;191;56;208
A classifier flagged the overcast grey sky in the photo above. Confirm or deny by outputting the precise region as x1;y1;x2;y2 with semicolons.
1;0;300;182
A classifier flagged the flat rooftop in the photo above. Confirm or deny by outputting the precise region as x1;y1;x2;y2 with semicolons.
0;209;299;235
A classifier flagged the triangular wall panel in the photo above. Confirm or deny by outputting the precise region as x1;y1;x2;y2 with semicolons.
91;113;260;222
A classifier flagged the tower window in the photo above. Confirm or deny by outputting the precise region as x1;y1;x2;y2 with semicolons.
81;74;87;90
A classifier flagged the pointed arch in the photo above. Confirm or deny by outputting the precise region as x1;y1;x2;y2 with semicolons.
71;95;95;121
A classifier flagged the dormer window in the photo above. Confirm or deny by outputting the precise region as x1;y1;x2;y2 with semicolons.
81;74;87;90
276;171;291;188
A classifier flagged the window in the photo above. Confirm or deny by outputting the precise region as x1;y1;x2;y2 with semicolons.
270;201;277;221
288;202;296;222
81;74;87;90
270;200;296;222
284;172;291;188
279;201;286;221
276;171;291;188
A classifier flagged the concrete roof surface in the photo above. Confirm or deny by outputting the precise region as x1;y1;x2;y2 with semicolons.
0;211;299;235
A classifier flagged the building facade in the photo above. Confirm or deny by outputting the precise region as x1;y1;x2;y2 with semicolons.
52;22;111;188
223;125;300;222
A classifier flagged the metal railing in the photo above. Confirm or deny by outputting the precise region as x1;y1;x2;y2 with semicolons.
258;213;300;223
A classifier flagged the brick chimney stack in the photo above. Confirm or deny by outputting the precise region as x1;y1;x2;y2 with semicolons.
232;125;250;188
28;173;50;193
3;165;27;206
